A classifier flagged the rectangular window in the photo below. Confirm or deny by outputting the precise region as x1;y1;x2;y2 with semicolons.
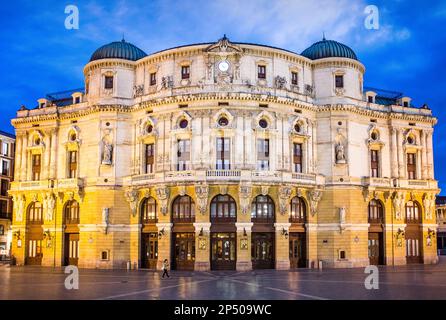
104;76;114;89
68;151;77;178
181;66;190;79
293;143;302;173
1;160;9;176
403;101;409;107
177;139;191;171
0;180;7;196
291;72;298;85
258;65;266;79
407;153;416;180
335;75;344;88
0;200;7;215
32;154;41;181
368;96;374;103
75;97;80;104
216;138;231;170
150;72;157;86
371;150;379;177
145;144;155;173
257;139;270;171
2;143;8;156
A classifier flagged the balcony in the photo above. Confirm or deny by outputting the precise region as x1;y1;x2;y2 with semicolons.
362;177;393;188
206;170;241;181
10;180;52;191
55;178;84;190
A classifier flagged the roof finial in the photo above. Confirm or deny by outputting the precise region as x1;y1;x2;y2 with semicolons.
322;32;326;41
121;33;125;42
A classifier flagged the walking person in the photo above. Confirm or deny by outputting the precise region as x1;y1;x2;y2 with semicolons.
162;259;170;278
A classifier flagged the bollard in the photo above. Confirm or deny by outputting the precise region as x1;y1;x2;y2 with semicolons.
126;260;131;270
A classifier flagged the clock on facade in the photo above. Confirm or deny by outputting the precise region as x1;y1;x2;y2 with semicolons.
218;60;230;72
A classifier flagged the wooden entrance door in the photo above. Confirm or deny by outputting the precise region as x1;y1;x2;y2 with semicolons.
251;233;274;269
289;232;306;268
368;232;384;265
26;239;42;265
406;228;423;264
172;233;195;270
141;233;158;269
211;233;236;270
64;233;79;266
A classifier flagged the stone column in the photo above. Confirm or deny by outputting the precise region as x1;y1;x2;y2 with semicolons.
397;129;405;178
390;127;398;178
274;222;291;270
235;222;253;271
49;129;58;179
156;223;173;270
311;120;317;173
416;149;422;180
420;131;427;179
193;222;211;271
42;131;51;180
426;131;434;178
20;134;28;181
307;121;313;173
15;134;22;181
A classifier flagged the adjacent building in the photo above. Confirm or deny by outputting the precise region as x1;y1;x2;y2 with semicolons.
436;196;446;255
8;36;439;270
0;130;15;260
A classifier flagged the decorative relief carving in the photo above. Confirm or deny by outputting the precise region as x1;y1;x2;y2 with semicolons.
278;186;292;215
423;193;435;220
195;184;209;215
13;194;25;222
44;193;55;221
155;185;170;215
133;84;144;98
308;189;323;216
125;188;139;217
392;191;406;220
239;184;252;214
339;207;346;233
161;76;173;89
274;76;286;89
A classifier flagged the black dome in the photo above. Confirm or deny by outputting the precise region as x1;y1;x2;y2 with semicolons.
90;40;147;62
301;39;358;61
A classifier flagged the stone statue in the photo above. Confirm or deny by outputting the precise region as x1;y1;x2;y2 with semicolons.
335;143;346;163
45;194;55;221
102;208;110;225
15;195;25;222
102;141;113;165
339;207;346;224
161;76;173;89
274;76;287;89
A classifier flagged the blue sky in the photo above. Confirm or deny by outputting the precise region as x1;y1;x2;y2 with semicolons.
1;0;446;191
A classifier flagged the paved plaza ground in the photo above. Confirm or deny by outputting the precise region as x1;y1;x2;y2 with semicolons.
1;258;446;300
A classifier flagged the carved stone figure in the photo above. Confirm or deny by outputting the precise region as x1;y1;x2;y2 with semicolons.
392;191;405;220
161;76;173;89
335;143;346;163
278;186;292;215
239;184;252;214
308;189;323;216
423;193;435;220
274;76;287;89
15;195;25;222
155;185;170;215
133;84;144;97
46;193;56;221
195;184;209;214
102;141;113;165
125;189;139;217
102;207;110;234
339;207;346;224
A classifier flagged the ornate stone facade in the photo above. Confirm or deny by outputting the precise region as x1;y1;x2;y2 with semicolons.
8;36;439;270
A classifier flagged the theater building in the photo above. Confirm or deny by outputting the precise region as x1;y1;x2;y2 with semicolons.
9;36;439;270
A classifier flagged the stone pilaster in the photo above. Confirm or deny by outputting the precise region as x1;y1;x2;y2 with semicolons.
274;222;291;270
235;222;253;271
193;222;211;271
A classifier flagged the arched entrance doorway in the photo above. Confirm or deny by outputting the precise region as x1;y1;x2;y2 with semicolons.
63;200;80;266
171;195;195;270
405;201;423;264
140;197;158;269
210;194;237;270
26;202;43;265
368;199;385;265
251;195;275;269
289;196;307;268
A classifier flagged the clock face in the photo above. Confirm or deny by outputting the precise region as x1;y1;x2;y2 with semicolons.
218;60;230;72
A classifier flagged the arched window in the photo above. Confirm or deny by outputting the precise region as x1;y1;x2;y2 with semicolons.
172;195;195;223
368;199;384;223
290;197;306;223
28;202;43;224
210;194;236;222
251;195;275;223
406;201;420;223
141;197;157;223
64;200;79;224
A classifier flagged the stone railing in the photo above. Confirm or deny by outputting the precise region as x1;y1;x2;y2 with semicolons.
399;179;438;189
54;178;84;189
10;180;51;191
362;177;393;188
